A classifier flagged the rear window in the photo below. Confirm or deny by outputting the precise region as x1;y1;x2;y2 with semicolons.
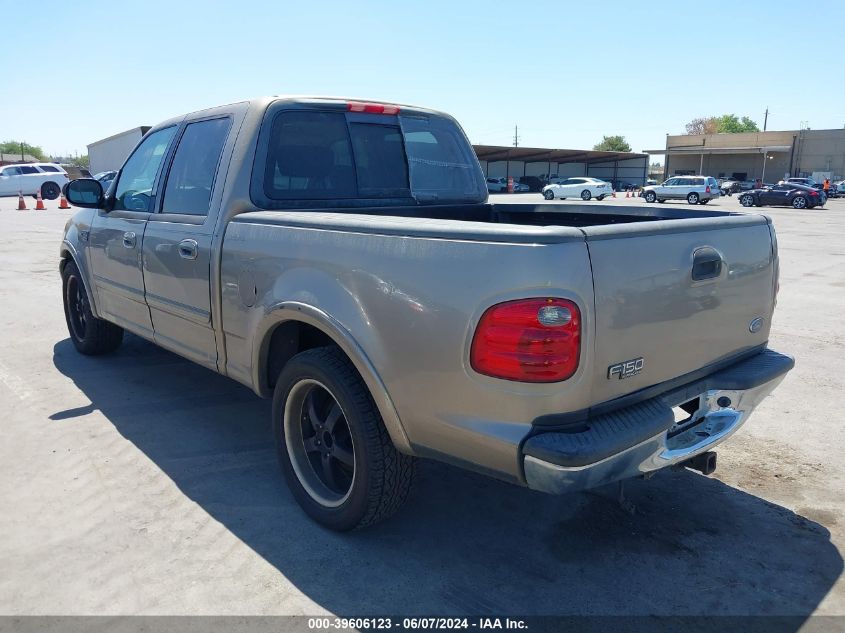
258;107;485;206
39;165;60;172
264;111;357;200
348;123;409;197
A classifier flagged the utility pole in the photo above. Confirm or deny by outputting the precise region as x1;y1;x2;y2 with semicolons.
513;125;520;147
763;107;769;131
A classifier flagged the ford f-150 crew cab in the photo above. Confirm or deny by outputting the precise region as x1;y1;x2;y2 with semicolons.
60;97;793;530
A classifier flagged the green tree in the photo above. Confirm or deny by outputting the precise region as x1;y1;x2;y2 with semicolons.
0;140;47;161
715;114;760;133
67;154;90;169
593;135;632;152
684;115;759;134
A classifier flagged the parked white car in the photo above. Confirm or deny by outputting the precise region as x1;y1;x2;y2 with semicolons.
486;177;506;193
642;176;721;205
0;163;70;199
542;177;612;201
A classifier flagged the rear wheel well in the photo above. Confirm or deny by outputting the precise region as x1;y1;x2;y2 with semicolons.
265;321;338;390
60;250;74;273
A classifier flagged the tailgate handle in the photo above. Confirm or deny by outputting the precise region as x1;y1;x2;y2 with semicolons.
691;247;723;281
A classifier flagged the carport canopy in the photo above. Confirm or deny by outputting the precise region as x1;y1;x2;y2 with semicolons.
473;145;647;164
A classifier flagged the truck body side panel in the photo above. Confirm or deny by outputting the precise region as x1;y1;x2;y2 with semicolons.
220;213;594;481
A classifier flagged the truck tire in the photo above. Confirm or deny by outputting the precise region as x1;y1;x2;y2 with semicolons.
62;260;124;355
41;181;61;200
273;346;415;530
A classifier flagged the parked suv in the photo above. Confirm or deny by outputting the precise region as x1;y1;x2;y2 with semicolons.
0;162;70;199
642;176;721;205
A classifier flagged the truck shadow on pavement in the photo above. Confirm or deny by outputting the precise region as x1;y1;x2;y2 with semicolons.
52;335;842;621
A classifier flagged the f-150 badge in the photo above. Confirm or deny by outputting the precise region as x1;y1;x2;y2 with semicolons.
608;357;644;380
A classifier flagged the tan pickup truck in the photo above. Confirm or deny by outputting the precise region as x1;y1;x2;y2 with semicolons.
60;97;793;530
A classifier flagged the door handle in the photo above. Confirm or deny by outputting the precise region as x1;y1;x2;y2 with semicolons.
178;239;199;260
691;246;723;281
122;231;136;248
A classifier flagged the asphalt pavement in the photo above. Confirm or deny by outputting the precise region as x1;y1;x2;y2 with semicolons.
0;193;843;622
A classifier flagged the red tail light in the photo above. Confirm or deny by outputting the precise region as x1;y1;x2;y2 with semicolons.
470;298;581;383
706;185;711;193
809;190;819;196
346;101;400;115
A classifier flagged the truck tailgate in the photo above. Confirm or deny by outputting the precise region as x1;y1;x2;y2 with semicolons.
583;215;776;404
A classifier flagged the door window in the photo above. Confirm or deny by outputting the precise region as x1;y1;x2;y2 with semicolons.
3;167;22;176
113;126;177;212
161;118;231;216
19;166;38;174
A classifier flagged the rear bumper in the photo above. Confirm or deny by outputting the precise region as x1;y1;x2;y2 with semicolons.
522;349;793;495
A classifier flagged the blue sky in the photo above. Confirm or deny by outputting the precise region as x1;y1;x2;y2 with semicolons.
2;0;843;159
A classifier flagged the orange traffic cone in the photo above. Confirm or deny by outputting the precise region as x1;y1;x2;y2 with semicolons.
58;194;71;210
35;191;46;211
625;190;630;198
17;192;27;210
611;190;616;198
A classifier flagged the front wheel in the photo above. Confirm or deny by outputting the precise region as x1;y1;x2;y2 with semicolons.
62;260;124;355
644;191;657;203
792;196;807;209
580;189;592;201
543;190;555;200
687;192;699;205
273;347;415;531
740;194;755;207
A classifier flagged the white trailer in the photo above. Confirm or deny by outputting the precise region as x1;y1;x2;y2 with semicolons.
87;126;150;175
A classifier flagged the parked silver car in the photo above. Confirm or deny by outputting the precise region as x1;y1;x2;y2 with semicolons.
643;176;721;205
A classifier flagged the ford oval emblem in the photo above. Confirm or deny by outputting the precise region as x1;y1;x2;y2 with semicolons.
749;317;764;333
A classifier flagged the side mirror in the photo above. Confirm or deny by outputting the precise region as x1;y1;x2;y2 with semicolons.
64;178;104;209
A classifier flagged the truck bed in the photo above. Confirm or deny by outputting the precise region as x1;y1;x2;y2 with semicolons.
223;203;776;481
241;201;744;228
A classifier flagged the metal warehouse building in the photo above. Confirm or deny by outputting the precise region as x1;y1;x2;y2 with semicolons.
649;128;845;183
473;145;649;187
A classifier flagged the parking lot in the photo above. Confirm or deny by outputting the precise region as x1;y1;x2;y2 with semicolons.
1;194;843;620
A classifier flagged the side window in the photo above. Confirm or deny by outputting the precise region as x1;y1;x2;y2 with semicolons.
4;167;22;176
39;165;60;173
264;111;356;199
664;178;678;186
161;118;230;216
19;166;39;174
113;126;177;212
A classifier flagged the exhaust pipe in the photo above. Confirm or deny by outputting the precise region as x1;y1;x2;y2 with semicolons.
683;451;717;476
